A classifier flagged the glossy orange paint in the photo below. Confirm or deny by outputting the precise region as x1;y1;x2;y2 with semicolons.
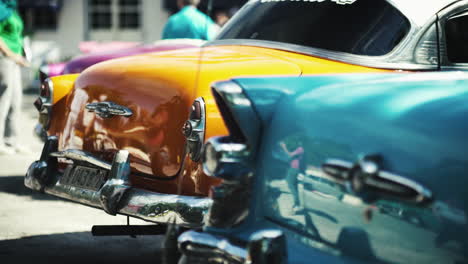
46;45;389;196
51;74;79;104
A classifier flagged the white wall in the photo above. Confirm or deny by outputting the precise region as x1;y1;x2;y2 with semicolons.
32;0;86;59
142;0;169;44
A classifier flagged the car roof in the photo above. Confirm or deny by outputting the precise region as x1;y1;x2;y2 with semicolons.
389;0;459;26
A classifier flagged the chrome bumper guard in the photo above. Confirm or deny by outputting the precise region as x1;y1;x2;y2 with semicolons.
25;136;212;228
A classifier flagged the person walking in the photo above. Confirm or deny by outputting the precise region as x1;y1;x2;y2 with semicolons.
0;0;29;155
162;0;219;40
280;141;305;214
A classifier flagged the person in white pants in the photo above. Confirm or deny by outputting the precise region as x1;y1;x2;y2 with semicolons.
0;0;29;155
0;57;24;154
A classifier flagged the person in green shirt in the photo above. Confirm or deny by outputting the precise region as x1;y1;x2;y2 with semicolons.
162;0;219;40
0;0;29;154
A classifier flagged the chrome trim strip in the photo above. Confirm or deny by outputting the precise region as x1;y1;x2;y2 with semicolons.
178;230;247;261
205;38;437;71
50;149;112;170
26;143;212;227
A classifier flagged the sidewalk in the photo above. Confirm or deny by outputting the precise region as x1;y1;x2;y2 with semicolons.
0;94;43;176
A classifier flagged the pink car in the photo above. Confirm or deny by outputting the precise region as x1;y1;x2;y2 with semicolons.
43;39;205;77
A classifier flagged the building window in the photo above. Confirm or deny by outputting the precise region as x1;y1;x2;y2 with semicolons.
18;4;59;32
88;0;141;30
118;0;140;29
33;7;58;30
89;0;112;29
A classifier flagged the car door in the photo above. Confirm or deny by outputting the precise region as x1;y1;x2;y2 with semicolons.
261;74;468;264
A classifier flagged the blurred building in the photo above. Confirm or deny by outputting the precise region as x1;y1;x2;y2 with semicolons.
18;0;170;60
16;0;246;90
18;0;247;61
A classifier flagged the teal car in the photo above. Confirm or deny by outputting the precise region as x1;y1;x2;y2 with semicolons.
177;72;468;263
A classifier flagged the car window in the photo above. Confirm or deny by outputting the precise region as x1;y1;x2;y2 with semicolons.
218;0;410;56
445;13;468;63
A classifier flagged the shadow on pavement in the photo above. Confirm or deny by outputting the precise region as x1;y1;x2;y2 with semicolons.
0;176;59;201
0;231;163;264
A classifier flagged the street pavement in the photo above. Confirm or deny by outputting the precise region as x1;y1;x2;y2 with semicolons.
0;94;164;263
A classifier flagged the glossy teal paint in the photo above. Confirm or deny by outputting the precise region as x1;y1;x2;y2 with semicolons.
213;72;468;263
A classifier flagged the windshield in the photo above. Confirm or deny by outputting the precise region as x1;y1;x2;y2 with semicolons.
217;0;410;56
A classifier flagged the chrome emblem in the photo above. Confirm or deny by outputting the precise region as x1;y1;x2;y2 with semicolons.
86;101;133;118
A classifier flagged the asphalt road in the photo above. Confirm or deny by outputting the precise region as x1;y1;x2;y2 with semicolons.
0;94;164;263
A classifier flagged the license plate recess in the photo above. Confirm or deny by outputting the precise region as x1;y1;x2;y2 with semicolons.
61;165;108;191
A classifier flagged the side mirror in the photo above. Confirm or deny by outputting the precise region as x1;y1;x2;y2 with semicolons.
246;229;287;264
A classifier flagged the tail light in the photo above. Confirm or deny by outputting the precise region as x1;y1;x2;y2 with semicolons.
182;97;206;162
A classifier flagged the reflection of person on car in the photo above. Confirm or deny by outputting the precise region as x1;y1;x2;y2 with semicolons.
280;141;305;213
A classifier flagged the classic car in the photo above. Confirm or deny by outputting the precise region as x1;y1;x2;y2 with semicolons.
43;62;67;77
41;39;205;77
25;0;468;231
178;72;468;264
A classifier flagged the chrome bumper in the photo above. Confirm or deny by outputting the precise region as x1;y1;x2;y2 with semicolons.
178;230;247;263
25;136;212;228
178;230;288;264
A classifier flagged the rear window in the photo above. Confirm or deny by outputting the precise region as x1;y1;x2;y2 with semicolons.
218;0;410;56
445;13;468;63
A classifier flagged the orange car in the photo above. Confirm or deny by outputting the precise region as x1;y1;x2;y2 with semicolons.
26;0;465;230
